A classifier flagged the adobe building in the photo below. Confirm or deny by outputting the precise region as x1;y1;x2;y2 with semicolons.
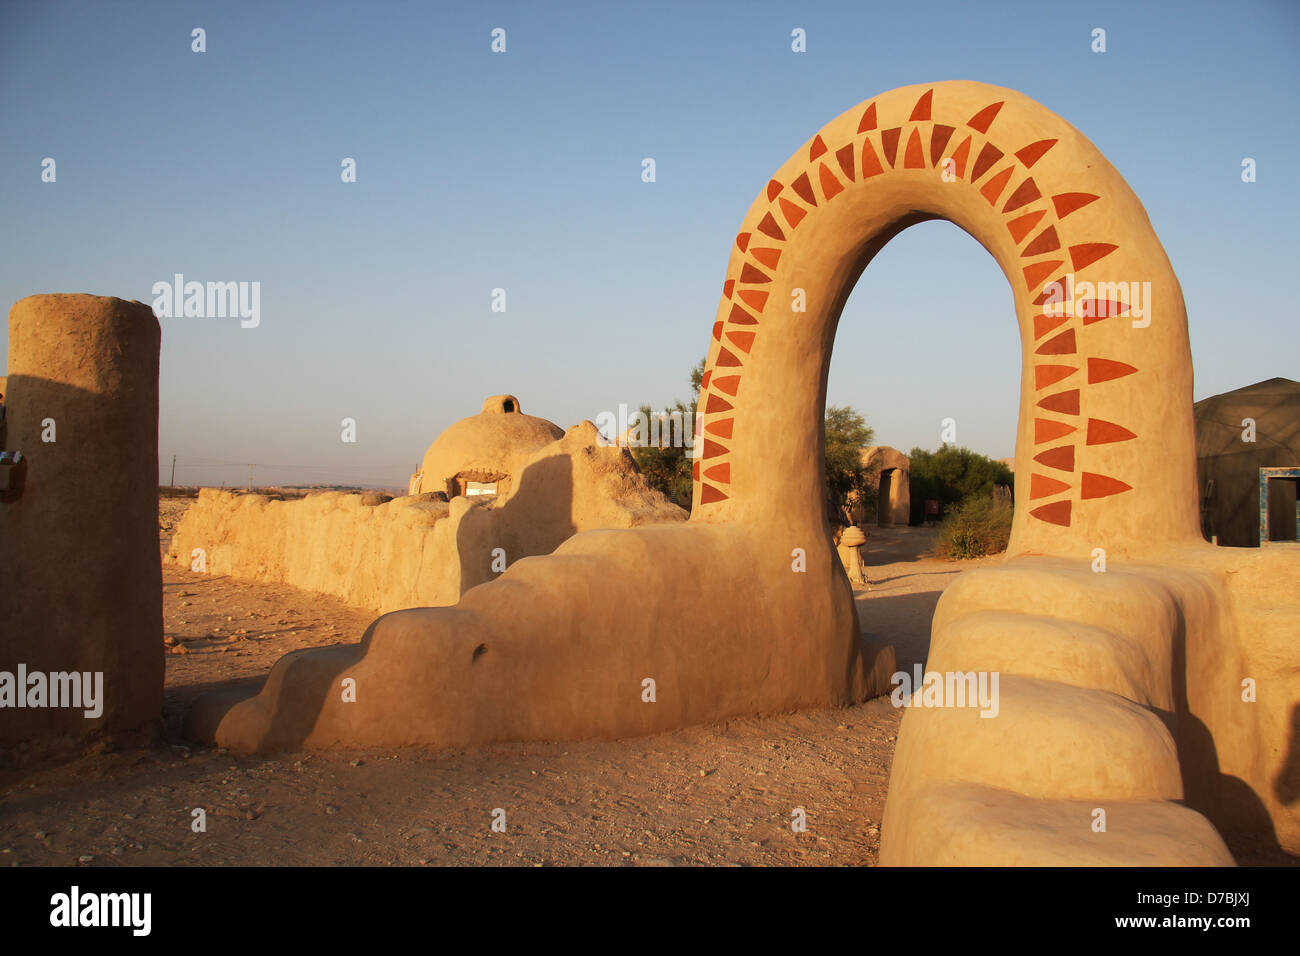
859;445;910;526
408;394;563;499
1195;377;1300;547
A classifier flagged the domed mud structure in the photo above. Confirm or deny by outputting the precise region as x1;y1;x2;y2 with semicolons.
409;395;564;499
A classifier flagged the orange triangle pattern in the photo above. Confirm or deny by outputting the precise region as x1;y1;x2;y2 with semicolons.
836;144;855;180
1030;500;1072;526
1003;177;1042;213
700;484;728;504
1069;242;1118;271
971;143;1004;181
779;197;807;228
726;330;756;353
1035;365;1077;389
1030;473;1071;499
1034;445;1076;472
967;101;1004;133
980;166;1015;204
1052;192;1099;218
1081;472;1132;499
791;172;818;206
1034;329;1076;355
712;375;740;396
949;136;972;178
1086;418;1137;445
1079;300;1130;324
1034;418;1077;444
1033;312;1069;339
910;89;934;121
930;124;955;165
1087;358;1138;383
860;139;885;177
1022;226;1060;257
728;303;757;325
881;128;901;167
819;163;845;199
1024;259;1064;291
1015;139;1057;167
904;129;925;168
857;102;878;132
1038;389;1080;415
1007;209;1047;243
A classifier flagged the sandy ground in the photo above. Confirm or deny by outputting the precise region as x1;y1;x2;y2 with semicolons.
0;507;1001;866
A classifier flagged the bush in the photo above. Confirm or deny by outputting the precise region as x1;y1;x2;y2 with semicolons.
934;495;1013;559
908;444;1013;524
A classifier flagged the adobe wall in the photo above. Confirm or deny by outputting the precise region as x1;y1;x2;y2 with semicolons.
167;421;687;613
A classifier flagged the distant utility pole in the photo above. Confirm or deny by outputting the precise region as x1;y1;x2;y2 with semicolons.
170;454;176;487
248;464;253;492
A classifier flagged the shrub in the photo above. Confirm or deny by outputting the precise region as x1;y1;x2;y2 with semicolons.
934;495;1014;559
908;444;1014;524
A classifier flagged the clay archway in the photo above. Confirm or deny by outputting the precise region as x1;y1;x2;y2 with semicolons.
691;82;1200;559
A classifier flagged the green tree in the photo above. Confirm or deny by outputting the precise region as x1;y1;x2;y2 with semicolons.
907;444;1013;523
628;359;703;511
824;405;876;525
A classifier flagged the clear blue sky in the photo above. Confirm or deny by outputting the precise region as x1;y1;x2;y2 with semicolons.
2;0;1296;487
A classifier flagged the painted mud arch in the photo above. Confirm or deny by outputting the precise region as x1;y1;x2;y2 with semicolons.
693;82;1198;557
191;82;1299;864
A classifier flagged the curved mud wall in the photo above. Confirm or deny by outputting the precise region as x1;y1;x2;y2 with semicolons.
168;422;687;613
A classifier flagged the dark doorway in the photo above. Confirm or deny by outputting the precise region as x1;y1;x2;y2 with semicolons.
1266;477;1299;542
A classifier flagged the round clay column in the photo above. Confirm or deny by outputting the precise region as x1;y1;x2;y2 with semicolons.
0;294;162;744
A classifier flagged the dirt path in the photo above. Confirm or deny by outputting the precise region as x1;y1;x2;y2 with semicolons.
0;504;975;867
854;525;1001;669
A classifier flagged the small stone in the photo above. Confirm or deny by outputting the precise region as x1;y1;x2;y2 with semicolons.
34;831;45;839
78;855;93;863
